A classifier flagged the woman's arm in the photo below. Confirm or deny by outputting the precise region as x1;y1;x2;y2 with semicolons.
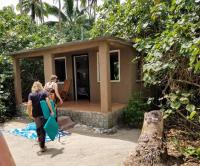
54;83;63;105
0;132;16;166
45;97;54;116
27;100;33;119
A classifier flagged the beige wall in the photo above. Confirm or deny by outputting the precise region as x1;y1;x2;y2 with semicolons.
89;47;138;103
54;46;138;104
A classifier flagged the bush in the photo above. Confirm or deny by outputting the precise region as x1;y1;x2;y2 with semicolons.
123;93;149;128
21;58;44;102
0;56;16;122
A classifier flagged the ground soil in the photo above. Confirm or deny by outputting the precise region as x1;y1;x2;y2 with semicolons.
163;117;200;166
0;118;140;166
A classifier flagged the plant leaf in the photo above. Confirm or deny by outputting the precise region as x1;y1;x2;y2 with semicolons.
186;104;196;112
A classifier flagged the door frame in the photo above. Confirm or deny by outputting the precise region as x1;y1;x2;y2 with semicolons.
73;54;90;101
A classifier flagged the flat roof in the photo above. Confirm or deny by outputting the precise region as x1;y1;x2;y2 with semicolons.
9;36;133;57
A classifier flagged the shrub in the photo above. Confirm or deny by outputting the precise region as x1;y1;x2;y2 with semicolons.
0;56;16;122
21;58;44;102
123;92;149;128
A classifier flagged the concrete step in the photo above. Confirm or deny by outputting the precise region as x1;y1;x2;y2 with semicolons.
58;116;75;130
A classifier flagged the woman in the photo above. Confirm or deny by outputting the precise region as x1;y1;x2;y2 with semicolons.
27;81;54;152
44;75;63;122
44;75;63;106
0;131;16;166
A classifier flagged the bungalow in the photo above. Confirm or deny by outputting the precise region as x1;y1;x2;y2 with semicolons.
10;37;142;128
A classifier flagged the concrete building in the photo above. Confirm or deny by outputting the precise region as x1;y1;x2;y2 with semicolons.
10;37;142;128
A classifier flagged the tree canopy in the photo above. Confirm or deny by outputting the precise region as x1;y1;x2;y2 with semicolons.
92;0;200;125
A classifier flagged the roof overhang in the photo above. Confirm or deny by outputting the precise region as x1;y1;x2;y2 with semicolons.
9;37;133;59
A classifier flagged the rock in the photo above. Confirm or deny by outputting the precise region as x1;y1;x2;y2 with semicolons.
58;116;75;130
94;128;101;134
74;124;81;128
73;123;118;135
101;126;118;134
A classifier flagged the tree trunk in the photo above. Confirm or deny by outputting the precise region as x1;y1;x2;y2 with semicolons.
39;0;44;23
58;0;61;31
19;0;23;14
31;2;36;23
124;110;164;166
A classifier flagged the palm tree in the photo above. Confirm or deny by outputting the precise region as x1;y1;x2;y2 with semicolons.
19;0;23;14
48;0;86;23
17;0;52;23
53;0;62;31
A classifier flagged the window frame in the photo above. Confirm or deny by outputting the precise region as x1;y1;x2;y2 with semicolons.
97;49;121;82
54;57;67;84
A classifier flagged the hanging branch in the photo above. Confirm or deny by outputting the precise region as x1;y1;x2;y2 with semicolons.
173;79;200;88
176;110;200;129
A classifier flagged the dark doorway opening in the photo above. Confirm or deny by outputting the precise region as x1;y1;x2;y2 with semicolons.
73;55;90;101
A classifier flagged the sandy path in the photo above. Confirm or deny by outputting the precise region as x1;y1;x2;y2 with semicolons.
1;120;140;166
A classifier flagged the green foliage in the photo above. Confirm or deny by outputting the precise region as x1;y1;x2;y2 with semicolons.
20;58;44;101
0;7;61;55
183;146;200;159
92;2;200;159
123;93;149;128
17;0;53;23
0;6;93;120
0;7;60;120
92;0;200;129
0;56;15;122
162;90;200;124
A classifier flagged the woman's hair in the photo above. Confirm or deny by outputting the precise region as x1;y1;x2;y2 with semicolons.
31;81;43;93
50;75;57;82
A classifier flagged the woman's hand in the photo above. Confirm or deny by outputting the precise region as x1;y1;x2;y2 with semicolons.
59;99;63;106
50;111;54;117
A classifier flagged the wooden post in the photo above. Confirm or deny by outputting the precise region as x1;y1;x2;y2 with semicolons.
12;57;22;105
43;53;54;83
99;42;111;112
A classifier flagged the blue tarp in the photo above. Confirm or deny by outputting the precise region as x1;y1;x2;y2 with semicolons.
9;122;70;142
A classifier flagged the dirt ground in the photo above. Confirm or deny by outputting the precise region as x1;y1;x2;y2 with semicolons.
1;119;140;166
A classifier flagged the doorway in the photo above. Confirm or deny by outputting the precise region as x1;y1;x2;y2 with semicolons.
73;55;90;101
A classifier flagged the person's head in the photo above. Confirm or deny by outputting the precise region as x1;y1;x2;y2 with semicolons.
50;75;58;83
31;81;43;93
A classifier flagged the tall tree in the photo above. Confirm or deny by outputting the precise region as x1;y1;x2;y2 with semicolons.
17;0;52;23
48;0;86;23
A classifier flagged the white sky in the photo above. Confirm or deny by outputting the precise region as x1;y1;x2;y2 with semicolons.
0;0;58;21
0;0;121;22
0;0;56;9
0;0;106;9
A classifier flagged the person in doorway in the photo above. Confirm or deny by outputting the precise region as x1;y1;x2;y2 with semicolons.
44;75;63;122
27;81;54;152
0;130;16;166
44;75;63;106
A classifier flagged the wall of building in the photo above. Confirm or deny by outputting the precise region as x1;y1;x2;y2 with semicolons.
54;46;139;104
89;47;137;104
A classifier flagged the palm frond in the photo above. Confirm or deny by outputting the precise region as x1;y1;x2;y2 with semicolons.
44;3;67;21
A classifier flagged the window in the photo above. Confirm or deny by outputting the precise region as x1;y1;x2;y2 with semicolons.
97;50;120;82
110;51;120;81
54;57;67;82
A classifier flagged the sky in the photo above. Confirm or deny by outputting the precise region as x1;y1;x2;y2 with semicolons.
0;0;108;22
0;0;122;22
0;0;106;10
0;0;18;9
0;0;55;9
0;0;58;21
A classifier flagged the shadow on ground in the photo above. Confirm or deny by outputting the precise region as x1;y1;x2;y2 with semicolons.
37;147;65;158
